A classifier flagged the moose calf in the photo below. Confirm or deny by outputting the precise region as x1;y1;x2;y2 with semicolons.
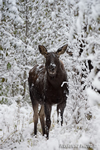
28;45;69;139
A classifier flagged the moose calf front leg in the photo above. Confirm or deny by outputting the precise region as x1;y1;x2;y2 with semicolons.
39;105;45;136
44;104;51;139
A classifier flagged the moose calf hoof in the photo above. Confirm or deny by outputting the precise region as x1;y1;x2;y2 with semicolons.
34;134;37;138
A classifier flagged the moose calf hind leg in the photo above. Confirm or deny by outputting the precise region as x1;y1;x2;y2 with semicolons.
33;103;38;136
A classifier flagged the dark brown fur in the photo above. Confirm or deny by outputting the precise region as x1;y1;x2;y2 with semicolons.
28;45;69;139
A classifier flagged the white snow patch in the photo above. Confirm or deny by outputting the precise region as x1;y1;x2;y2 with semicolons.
86;87;100;106
92;72;100;90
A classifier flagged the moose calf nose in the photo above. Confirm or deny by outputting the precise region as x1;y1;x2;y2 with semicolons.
49;63;56;71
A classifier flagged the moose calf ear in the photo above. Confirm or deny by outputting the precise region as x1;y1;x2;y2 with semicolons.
38;45;47;57
56;44;68;56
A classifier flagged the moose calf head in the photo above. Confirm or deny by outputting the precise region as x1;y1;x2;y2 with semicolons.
39;45;68;78
28;44;69;139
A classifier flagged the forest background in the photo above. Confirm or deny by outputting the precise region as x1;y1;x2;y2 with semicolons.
0;0;100;150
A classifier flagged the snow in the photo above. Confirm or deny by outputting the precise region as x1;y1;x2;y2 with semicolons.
92;72;100;90
61;81;68;87
86;71;100;106
1;93;100;150
50;63;56;67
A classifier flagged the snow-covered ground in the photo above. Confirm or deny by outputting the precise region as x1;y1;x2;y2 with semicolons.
1;72;100;150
